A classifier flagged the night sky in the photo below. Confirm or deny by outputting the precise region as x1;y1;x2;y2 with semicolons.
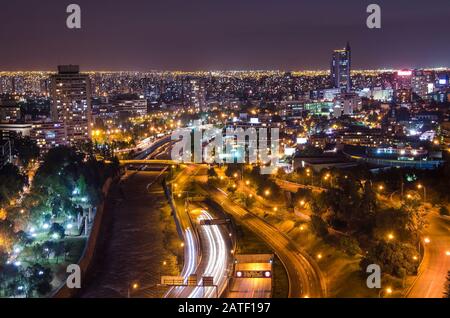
0;0;449;71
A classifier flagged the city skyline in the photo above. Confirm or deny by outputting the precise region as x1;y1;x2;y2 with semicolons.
0;0;449;71
1;0;450;304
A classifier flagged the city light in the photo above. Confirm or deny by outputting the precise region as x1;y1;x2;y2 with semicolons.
0;8;449;302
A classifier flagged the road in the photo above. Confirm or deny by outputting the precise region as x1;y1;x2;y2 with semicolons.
187;209;231;298
228;278;272;298
407;211;450;298
165;205;232;298
124;139;325;298
165;162;234;298
206;185;326;298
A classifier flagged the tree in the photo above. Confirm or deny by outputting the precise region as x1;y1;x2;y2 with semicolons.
298;145;323;157
338;236;362;256
439;206;450;216
53;241;65;263
225;163;242;178
0;220;15;252
0;164;27;208
360;241;417;278
48;223;65;240
12;136;40;167
310;215;328;239
16;230;34;246
24;263;53;297
0;250;7;269
207;167;218;178
0;264;20;297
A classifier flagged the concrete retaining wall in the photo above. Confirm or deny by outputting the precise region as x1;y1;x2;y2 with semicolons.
52;176;117;298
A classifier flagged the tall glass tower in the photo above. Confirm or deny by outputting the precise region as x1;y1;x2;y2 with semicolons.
330;42;351;93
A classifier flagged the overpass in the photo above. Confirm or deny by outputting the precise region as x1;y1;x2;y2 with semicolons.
120;159;178;166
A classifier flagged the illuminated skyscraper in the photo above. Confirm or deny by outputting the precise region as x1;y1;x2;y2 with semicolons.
50;65;92;144
330;42;351;93
183;79;206;111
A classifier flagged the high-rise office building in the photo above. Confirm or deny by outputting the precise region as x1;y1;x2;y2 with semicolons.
50;65;92;144
183;79;206;111
412;70;435;99
330;42;352;93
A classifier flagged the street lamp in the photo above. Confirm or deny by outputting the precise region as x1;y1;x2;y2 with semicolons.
379;287;393;298
387;233;395;241
264;189;270;196
127;282;139;298
418;237;431;256
378;185;384;191
417;184;426;201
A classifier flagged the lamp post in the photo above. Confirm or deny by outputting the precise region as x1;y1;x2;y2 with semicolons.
379;287;393;298
127;282;139;298
417;184;426;202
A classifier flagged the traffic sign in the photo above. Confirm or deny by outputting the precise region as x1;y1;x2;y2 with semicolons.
202;276;214;287
161;276;184;286
188;274;198;286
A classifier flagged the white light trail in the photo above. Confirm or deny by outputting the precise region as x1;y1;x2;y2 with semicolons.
165;227;198;298
189;210;228;298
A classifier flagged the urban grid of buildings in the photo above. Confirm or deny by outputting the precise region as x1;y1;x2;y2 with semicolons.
0;43;450;171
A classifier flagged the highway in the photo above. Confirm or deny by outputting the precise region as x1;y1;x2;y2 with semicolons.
165;206;231;298
407;211;450;298
188;209;231;298
228;278;272;298
206;185;326;298
126;139;326;298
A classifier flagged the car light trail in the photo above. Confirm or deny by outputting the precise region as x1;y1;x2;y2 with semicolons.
181;228;197;280
189;210;228;298
165;227;198;297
